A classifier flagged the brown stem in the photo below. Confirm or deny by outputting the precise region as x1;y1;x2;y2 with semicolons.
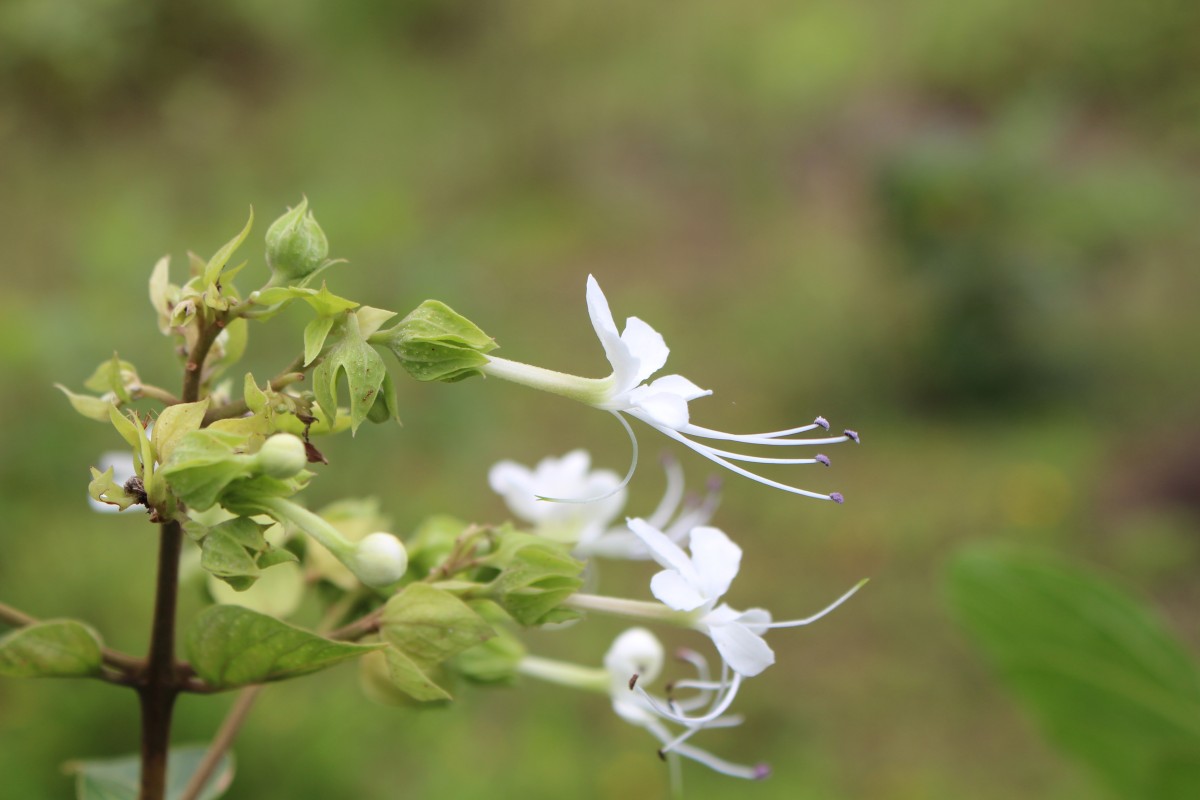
326;609;383;642
202;354;312;425
178;686;263;800
181;315;226;407
137;518;185;800
133;384;182;406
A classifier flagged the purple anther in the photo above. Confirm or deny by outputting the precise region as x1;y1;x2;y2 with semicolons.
844;429;860;443
754;764;772;780
629;674;640;690
829;492;845;504
814;415;830;430
815;454;831;467
659;452;677;466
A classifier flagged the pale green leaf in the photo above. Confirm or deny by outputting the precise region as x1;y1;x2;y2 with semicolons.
152;399;210;464
303;316;335;367
312;312;388;433
186;605;380;688
0;620;103;678
380;645;452;702
203;209;254;286
56;385;116;422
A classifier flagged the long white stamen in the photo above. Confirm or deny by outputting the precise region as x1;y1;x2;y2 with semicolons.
635;673;743;726
672;743;768;781
701;446;832;466
646;455;685;529
762;579;868;628
646;421;842;502
681;424;851;447
683;418;828;440
535;412;638;504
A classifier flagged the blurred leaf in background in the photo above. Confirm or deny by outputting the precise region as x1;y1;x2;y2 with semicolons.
948;545;1200;798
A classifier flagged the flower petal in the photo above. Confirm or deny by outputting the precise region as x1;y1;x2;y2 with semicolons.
646;374;710;401
650;569;709;611
629;388;691;430
586;275;639;388
707;617;775;677
620;316;668;384
687;527;741;601
628;518;697;578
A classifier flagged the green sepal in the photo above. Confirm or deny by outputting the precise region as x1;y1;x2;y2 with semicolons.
149;255;175;335
202;209;254;287
151;399;210;464
88;466;137;511
378;645;454;702
185;605;381;689
481;531;585;626
0;620;104;678
366;370;400;425
56;385;116;422
373;300;497;383
243;373;269;415
312;311;388;433
406;515;472;579
67;745;234;800
379;584;494;671
448;600;526;685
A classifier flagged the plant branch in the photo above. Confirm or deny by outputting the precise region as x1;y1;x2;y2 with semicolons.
132;383;182;406
177;686;263;800
202;354;313;425
327;609;383;642
181;315;227;405
138;518;185;800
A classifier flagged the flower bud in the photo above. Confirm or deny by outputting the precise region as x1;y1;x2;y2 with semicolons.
348;532;408;588
265;197;329;282
372;300;497;382
255;433;308;479
603;627;664;687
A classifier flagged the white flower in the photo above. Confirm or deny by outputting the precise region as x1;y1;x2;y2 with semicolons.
630;519;864;678
603;628;768;781
488;450;627;546
482;275;857;502
489;450;720;559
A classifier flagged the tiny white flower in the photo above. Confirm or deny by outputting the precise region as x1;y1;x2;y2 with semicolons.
604;628;768;781
630;519;864;678
482;276;857;502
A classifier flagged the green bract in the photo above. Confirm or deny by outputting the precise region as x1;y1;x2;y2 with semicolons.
265;198;330;283
372;300;497;383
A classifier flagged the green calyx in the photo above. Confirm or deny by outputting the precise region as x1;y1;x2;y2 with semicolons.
370;300;497;383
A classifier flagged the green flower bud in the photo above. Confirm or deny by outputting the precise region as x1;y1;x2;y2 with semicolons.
348;532;408;588
254;433;308;479
265;197;329;282
370;300;497;383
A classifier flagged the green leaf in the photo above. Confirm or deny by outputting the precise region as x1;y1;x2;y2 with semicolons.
208;317;249;379
203;209;253;286
449;601;526;685
243;373;269;415
186;605;381;688
56;385;116;422
355;306;397;338
0;620;103;678
152;399;210;464
254;284;358;317
149;256;174;334
482;531;585;625
303;315;335;366
312;312;388;433
380;584;494;669
200;518;266;589
107;405;144;450
159;429;253;511
67;744;234;800
947;546;1200;798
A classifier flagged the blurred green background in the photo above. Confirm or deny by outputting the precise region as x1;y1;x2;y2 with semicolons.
2;0;1199;797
